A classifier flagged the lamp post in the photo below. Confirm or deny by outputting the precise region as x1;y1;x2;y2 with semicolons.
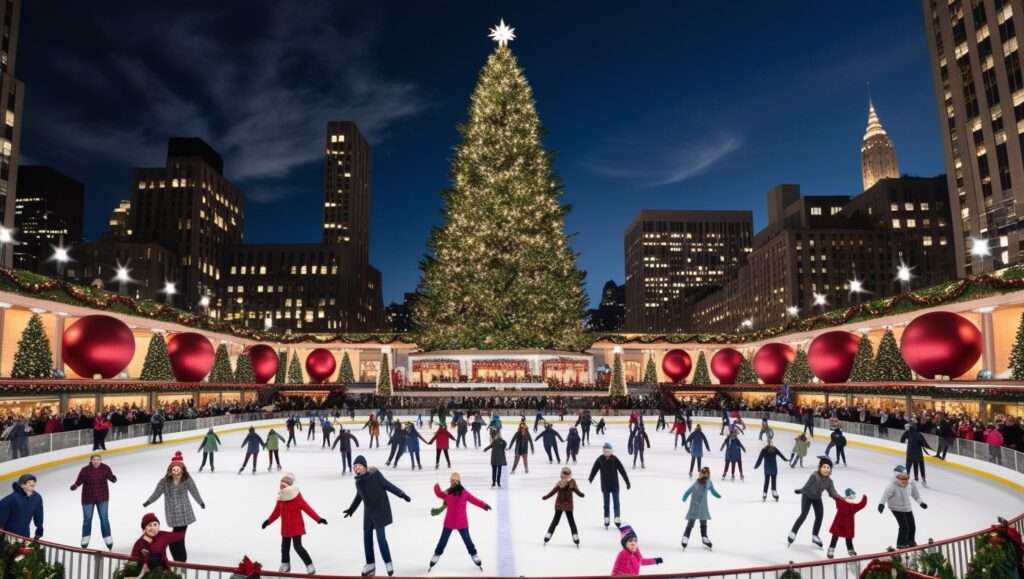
198;295;211;316
52;244;71;278
896;262;912;294
813;292;827;314
786;305;799;319
114;264;131;296
162;281;176;305
0;226;13;268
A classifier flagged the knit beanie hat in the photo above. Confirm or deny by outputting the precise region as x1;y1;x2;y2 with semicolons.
169;451;185;467
619;524;637;547
561;466;572;475
281;472;296;485
894;465;908;477
817;455;834;469
844;488;856;498
141;512;159;529
603;442;613;451
16;474;36;486
354;455;368;469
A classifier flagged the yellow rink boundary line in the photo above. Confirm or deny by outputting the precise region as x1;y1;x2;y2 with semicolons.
1;415;1022;495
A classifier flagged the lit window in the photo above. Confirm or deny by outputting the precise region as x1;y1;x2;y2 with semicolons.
904;202;914;211
906;219;916;228
810;207;822;216
923;236;933;246
891;219;901;229
919;202;930;211
890;203;899;212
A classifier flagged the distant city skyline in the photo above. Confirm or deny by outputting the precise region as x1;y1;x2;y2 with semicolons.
16;2;946;304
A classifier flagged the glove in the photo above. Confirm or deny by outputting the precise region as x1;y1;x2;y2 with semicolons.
919;502;928;509
318;518;328;525
142;501;150;507
794;490;802;495
654;558;663;565
199;503;206;510
878;504;885;514
484;505;492;511
261;520;270;529
404;496;412;503
626;483;631;490
343;509;354;518
70;485;77;491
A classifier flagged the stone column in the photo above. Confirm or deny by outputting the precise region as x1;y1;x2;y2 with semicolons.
980;309;996;374
54;313;66;371
905;394;913;414
0;305;6;376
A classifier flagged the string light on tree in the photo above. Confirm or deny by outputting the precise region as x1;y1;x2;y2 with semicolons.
488;19;516;47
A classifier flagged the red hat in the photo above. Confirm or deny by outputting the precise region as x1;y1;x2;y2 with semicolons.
141;512;159;529
169;451;185;467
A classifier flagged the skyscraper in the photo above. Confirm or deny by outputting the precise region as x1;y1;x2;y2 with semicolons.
13;166;84;273
323;121;370;268
922;0;1024;276
861;98;900;191
0;0;23;267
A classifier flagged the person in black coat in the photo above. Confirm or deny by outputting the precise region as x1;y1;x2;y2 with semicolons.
900;424;931;486
331;427;360;476
509;425;534;474
483;433;508;487
535;424;565;464
627;425;651;469
384;427;407;468
565;427;581;464
587;442;630;528
802;409;815;437
753;440;791;502
575;412;593;445
343;456;411;577
825;428;848;467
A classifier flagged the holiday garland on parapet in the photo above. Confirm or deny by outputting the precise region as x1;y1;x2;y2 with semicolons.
287;353;304;385
965;518;1024;579
643;355;658;384
0;540;65;578
140;332;173;381
10;313;53;379
691;351;711;386
340;352;355;383
609;352;626;397
848;333;876;383
210;343;234;383
783;348;813;384
113;562;182;579
274;351;287;384
377;353;392;396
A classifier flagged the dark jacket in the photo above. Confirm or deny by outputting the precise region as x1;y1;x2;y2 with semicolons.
628;429;651;454
566;428;581;453
71;464;117;504
826;429;847;453
331;431;360;453
241;432;265;454
510;429;534;455
483;438;508;466
0;482;43;538
720;437;745;462
543;479;584;512
535;427;564;447
753;446;790;476
346;467;410;529
686;431;710;457
588;455;630;492
901;428;931;462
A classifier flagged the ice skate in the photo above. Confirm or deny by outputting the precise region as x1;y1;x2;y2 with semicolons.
279;563;291;572
762;493;767;502
362;563;376;576
544;532;552;544
812;535;823;548
471;554;482;570
604;517;610;529
80;535;90;548
740;474;744;481
787;531;796;547
827;547;835;559
921;479;928;488
772;490;779;502
103;537;113;550
268;466;273;472
681;536;689;550
701;536;712;550
847;549;857;557
614;517;621;528
237;468;243;474
428;554;440;571
572;534;580;548
386;562;394;576
306;563;317;574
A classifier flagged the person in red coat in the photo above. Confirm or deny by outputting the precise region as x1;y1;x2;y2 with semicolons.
827;488;867;558
131;513;185;572
92;415;111;451
261;472;327;574
427;425;455;469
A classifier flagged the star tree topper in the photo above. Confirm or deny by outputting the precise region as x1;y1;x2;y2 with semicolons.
489;19;516;47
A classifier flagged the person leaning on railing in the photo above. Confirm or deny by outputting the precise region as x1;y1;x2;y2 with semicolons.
0;474;43;541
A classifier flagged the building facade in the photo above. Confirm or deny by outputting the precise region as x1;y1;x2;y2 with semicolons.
587;280;626;331
74;240;181;302
13;166;83;273
107;200;132;240
0;0;23;266
323;121;371;269
624;210;753;332
923;0;1024;276
861;99;900;191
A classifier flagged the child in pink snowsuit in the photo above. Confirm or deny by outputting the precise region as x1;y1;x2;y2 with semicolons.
611;525;662;576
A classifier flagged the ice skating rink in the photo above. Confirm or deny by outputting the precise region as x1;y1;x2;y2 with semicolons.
31;417;1024;576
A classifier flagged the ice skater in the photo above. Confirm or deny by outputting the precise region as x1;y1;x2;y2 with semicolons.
238;427;266;475
787;456;841;549
385;424;407;467
596;417;607;436
543;466;584;547
150;410;165;444
825;427;848;467
285;417;298;449
656;410;667;431
132;513;184;572
789;434;810;468
471;414;485;448
878;465;928;549
262;472;326;574
685;424;710;477
344;455;412;577
758;415;773;441
483;431;507;487
628;424;651;469
566;426;581;464
610;525;662;576
266;428;285;471
142;452;205;562
720;432;746;480
363;415;381;448
455;416;469;449
197;428;221;472
671;416;688;449
332;426;360;476
70;455;117;549
901;424;931;486
509;424;534;474
92;414;111;451
320;417;336;449
428;472;491;572
827;488;866;558
536;423;564;464
753;439;790;502
681;467;720;550
576;411;593;445
719;408;731;436
307;415;317;441
404;423;426;470
588;442;631;529
427;423;455;469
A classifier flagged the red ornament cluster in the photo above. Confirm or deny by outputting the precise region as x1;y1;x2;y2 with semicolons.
246;345;279;384
167;332;215;382
710;348;744;385
753;343;794;384
900;311;983;379
305;348;336;383
808;331;860;383
661;349;692;383
62;315;136;379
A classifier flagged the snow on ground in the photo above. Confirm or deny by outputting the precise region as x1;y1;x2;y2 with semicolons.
30;416;1024;576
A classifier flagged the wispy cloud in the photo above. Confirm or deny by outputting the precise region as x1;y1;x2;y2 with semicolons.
586;133;743;187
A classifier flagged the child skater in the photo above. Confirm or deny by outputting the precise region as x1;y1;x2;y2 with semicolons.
331;426;360;476
197;428;221;473
363;414;381;448
685;424;710;477
787;456;841;549
628;424;651;469
825;427;848;467
132;513;185;572
720;431;746;481
509;424;534;474
565;426;582;464
595;417;607;436
542;466;585;547
261;472;327;574
483;431;507;488
790;433;810;468
827;488;866;558
753;438;791;502
265;428;285;472
878;465;928;549
429;472;492;572
239;427;265;475
671;416;688;450
681;466;721;550
404;423;426;470
426;423;455;469
610;525;663;576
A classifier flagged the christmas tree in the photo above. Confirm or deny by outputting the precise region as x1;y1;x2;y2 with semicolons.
140;332;173;381
1010;313;1024;380
414;25;587;352
609;352;627;396
736;358;759;385
377;352;392;396
275;351;287;384
642;355;658;384
848;334;875;382
287;353;304;384
234;351;255;384
873;328;912;381
691;352;711;386
210;343;234;383
783;348;813;383
10;314;53;379
340;352;355;383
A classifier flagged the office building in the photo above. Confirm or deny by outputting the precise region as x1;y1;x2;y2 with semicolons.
323;121;371;269
13;166;83;273
0;0;23;266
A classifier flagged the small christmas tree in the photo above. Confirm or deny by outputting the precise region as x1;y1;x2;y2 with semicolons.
642;355;658;384
873;328;912;381
287;353;304;384
609;352;627;396
210;343;234;383
377;352;392;396
275;351;287;384
140;332;173;381
1010;313;1024;380
11;314;53;379
234;351;255;384
736;357;759;385
848;334;875;382
783;348;813;384
691;351;711;386
340;352;355;383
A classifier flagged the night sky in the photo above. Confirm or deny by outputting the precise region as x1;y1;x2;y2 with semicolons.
17;2;945;305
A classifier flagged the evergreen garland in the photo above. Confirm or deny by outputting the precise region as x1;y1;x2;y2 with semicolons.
609;352;626;396
10;313;53;379
783;348;813;384
1010;312;1024;380
873;328;913;381
736;357;759;385
287;353;304;384
0;541;66;578
210;343;234;383
377;352;392;396
275;351;287;384
848;334;875;382
777;570;802;579
234;352;255;384
965;525;1023;579
692;351;711;385
140;332;173;381
642;355;658;384
340;352;355;383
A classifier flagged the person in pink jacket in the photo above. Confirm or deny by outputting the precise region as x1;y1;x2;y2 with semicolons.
611;525;662;576
428;472;491;571
985;425;1005;465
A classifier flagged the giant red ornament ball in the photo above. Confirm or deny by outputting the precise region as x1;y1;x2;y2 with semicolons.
305;348;336;383
807;331;860;383
753;343;795;384
710;348;744;385
900;311;983;379
62;315;136;379
247;344;279;384
661;349;692;383
166;332;214;382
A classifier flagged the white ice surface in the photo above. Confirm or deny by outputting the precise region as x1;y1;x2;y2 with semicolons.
21;416;1024;576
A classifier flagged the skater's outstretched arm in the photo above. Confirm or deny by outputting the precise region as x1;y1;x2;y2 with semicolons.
753;449;765;470
682;483;694;502
264;502;283;527
709;482;722;499
588;458;600;483
344;494;363;517
186;478;205;508
542;486;558;500
573;484;585;498
142;479;166;506
465;490;491;511
382;477;411;502
214;432;222;445
614;458;631;489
